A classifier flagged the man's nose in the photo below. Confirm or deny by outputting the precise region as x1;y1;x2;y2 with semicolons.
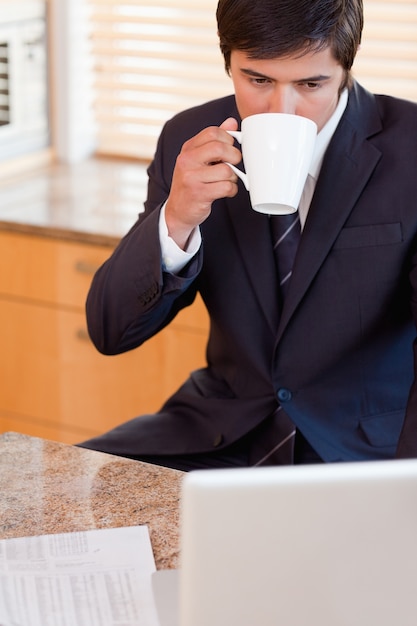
267;87;296;114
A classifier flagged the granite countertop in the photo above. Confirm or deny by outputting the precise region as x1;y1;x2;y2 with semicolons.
0;158;149;246
0;432;184;570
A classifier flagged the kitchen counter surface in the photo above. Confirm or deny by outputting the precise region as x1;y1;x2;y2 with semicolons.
0;432;183;570
0;158;149;246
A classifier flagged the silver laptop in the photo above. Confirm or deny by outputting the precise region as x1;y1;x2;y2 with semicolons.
178;459;417;626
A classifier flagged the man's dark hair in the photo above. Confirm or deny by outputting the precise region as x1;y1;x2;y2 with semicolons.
216;0;363;88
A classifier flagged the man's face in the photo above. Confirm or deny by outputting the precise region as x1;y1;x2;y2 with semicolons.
229;47;346;132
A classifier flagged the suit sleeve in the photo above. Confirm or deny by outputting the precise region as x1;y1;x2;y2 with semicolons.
85;122;203;356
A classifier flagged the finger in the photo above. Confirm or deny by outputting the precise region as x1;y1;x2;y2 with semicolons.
219;117;239;131
204;161;239;184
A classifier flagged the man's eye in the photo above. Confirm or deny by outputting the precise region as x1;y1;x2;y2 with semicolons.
303;81;321;90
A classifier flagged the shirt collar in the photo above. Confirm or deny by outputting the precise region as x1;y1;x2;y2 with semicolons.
309;89;348;180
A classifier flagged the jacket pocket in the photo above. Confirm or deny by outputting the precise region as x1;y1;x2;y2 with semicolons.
359;410;405;447
333;223;402;250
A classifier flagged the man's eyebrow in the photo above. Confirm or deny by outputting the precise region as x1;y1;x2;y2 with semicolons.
240;67;331;82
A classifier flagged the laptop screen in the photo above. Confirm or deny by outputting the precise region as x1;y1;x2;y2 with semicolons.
179;460;417;626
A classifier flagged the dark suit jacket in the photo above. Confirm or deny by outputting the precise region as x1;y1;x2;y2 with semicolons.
86;81;417;462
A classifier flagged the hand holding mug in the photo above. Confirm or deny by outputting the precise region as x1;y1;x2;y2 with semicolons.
165;118;240;248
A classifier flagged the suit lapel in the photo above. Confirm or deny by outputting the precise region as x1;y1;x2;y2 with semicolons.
278;86;383;336
225;191;281;334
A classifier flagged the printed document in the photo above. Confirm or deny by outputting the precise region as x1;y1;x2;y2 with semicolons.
0;525;159;626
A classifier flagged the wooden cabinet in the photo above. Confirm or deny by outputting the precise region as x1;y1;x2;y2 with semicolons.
0;230;209;444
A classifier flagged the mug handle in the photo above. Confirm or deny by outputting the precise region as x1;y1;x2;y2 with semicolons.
225;130;249;191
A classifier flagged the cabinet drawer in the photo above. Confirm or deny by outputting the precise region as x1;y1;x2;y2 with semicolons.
0;231;113;309
0;230;209;329
0;298;207;443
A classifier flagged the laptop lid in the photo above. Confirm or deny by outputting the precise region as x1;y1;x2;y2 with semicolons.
179;460;417;626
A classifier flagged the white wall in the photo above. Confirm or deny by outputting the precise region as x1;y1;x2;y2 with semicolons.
49;0;96;162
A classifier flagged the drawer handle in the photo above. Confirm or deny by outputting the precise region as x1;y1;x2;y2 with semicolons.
76;328;91;342
75;260;101;275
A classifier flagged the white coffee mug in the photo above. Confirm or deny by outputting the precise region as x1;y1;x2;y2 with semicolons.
226;113;317;215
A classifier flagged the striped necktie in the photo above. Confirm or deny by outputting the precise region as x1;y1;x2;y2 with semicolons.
257;178;313;465
270;210;301;299
254;217;300;466
270;173;316;299
250;406;296;466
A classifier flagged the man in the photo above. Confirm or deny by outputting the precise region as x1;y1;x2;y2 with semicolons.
80;0;417;469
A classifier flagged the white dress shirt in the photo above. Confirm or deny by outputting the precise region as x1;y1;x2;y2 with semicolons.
159;90;348;273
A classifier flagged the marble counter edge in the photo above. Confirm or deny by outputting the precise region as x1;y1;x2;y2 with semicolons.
0;220;121;247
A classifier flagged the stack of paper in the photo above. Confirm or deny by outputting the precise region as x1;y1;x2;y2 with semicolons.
0;525;161;626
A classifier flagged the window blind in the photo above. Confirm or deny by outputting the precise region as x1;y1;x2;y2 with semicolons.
88;0;230;159
88;0;417;161
0;43;10;127
353;0;417;101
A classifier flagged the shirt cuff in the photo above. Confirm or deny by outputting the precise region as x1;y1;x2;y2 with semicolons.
159;202;202;273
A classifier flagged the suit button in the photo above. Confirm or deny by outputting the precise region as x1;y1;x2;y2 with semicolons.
277;388;292;402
